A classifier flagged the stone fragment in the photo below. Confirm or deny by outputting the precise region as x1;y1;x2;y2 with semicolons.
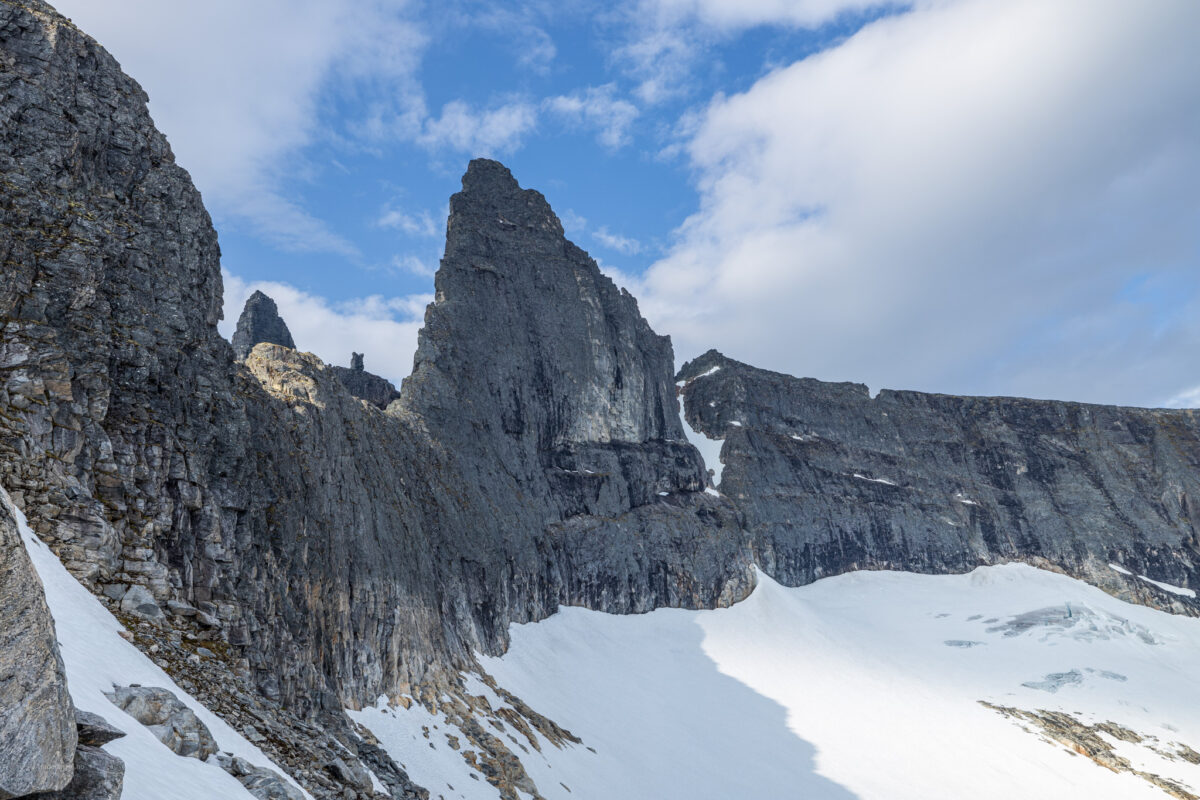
118;584;163;620
216;753;306;800
74;709;126;747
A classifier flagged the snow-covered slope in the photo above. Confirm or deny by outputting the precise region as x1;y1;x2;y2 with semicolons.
5;490;308;800
354;565;1200;800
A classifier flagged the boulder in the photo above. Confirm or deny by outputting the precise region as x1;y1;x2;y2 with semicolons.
104;685;218;760
216;753;307;800
118;584;163;620
26;745;125;800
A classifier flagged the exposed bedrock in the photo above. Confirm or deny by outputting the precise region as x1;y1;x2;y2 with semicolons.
677;349;1200;611
0;0;746;727
5;1;1200;797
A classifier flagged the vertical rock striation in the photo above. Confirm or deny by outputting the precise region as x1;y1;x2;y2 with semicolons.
677;349;1200;609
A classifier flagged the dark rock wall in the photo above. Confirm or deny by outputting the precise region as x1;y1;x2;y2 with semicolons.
5;8;1200;793
0;0;746;729
677;349;1200;608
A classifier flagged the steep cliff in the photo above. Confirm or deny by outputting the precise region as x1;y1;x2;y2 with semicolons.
0;490;76;798
0;0;744;766
678;349;1200;610
5;1;1200;796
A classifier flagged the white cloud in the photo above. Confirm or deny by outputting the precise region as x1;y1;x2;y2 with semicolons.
649;0;889;29
592;226;643;256
546;84;640;148
417;99;540;155
220;271;429;386
53;0;426;255
637;0;1200;406
613;0;886;103
377;206;440;238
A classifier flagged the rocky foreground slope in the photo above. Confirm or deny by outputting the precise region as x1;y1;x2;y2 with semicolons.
2;1;1199;797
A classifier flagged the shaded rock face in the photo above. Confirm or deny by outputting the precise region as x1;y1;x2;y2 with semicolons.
401;160;707;515
330;352;400;409
232;290;296;360
6;1;1200;796
677;350;1200;608
0;491;76;798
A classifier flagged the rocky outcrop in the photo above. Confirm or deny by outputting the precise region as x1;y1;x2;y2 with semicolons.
232;290;296;360
330;352;400;409
0;490;75;798
677;349;1200;607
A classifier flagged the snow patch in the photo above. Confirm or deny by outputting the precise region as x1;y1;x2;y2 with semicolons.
852;473;897;486
676;403;725;486
1138;574;1196;598
1110;563;1133;576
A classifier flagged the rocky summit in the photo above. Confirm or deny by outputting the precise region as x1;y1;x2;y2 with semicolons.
2;2;1199;799
231;291;296;361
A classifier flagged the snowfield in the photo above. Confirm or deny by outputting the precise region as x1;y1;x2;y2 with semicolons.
358;565;1200;800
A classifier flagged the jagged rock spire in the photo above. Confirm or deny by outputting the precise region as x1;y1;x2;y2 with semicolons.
231;291;295;361
403;158;687;450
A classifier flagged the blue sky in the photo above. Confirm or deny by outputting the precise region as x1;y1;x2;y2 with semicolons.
54;0;1200;407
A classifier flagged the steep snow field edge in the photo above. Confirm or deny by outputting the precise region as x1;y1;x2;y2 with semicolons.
5;488;311;800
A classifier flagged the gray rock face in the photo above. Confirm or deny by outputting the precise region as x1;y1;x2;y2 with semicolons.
232;291;296;360
677;349;1200;606
25;744;124;800
6;2;1200;796
104;685;218;760
0;491;76;798
330;352;400;409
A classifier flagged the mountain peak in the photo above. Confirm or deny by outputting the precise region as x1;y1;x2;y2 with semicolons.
231;291;295;360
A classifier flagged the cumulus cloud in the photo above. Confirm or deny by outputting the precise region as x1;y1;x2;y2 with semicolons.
54;0;426;255
377;206;441;238
637;0;1200;406
613;0;888;103
220;271;430;386
417;99;540;155
546;84;640;148
592;226;643;256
